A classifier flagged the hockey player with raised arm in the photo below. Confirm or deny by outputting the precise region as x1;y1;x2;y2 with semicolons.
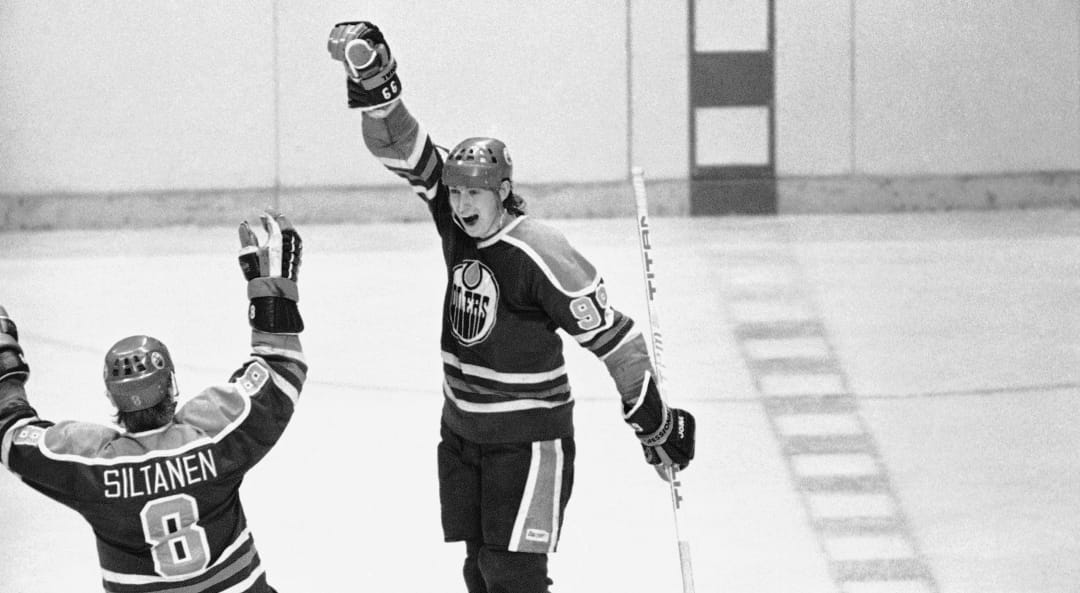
329;22;696;593
0;210;306;593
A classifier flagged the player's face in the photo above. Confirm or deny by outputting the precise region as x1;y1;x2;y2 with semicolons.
449;184;507;239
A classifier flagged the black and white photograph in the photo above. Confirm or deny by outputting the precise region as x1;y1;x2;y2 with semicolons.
1;2;1078;592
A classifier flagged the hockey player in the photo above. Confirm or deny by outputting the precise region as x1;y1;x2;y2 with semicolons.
329;22;696;593
0;210;305;593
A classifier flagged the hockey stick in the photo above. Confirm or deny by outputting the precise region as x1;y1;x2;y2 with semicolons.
631;166;695;593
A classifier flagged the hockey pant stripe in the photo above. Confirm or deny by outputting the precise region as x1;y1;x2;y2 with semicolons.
508;439;564;554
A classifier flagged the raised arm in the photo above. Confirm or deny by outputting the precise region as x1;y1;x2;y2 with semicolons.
328;21;445;205
172;210;309;466
230;208;307;414
0;307;38;457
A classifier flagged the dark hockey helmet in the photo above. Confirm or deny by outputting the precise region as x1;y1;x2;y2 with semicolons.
103;335;178;412
442;137;513;190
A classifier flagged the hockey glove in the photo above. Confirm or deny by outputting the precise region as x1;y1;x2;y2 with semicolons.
623;373;695;474
327;21;402;110
238;209;304;334
0;306;30;385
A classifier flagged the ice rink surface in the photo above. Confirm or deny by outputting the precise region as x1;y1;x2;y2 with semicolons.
1;208;1078;592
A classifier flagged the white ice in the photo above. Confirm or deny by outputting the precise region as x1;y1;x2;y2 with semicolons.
0;209;1077;592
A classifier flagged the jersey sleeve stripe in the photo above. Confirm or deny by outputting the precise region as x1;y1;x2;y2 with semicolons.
368;114;426;169
251;336;307;404
251;353;306;396
384;138;442;201
385;170;439;201
575;313;633;353
250;339;306;367
267;371;300;405
571;311;616;345
363;102;444;202
598;326;646;363
376;121;430;170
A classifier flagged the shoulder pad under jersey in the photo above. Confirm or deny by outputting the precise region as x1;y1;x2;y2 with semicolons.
503;218;599;295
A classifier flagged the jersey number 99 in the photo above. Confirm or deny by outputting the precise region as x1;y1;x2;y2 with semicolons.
570;285;608;331
140;494;211;577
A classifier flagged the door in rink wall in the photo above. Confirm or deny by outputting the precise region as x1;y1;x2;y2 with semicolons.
689;0;776;214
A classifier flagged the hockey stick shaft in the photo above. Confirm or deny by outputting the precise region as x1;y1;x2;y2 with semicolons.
631;167;696;593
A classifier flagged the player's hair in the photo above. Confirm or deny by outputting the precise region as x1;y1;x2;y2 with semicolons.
503;189;526;216
114;395;177;433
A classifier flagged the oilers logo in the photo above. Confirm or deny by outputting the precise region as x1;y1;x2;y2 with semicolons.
449;260;499;345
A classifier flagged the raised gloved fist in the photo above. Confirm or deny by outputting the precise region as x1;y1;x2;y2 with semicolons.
238;209;304;333
624;374;696;477
0;306;30;385
327;21;402;110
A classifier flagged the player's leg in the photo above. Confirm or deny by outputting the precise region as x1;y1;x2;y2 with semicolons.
477;547;550;593
477;437;576;592
463;539;487;593
438;422;486;592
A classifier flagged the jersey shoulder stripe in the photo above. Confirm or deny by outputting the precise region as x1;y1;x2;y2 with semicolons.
501;218;598;296
33;378;255;466
21;336;303;467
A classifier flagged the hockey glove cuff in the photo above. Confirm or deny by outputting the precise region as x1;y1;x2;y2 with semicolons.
247;277;303;333
623;373;695;471
247;276;299;301
248;297;304;334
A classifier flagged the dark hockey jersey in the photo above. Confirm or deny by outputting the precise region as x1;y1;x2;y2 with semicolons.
0;330;306;593
362;102;655;443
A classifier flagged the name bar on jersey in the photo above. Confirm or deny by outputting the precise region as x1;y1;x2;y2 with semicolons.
103;449;218;499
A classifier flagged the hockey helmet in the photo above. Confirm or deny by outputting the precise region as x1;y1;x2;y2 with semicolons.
442;137;513;190
103;335;178;412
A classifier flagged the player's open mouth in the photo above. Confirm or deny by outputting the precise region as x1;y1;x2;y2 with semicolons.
462;214;479;225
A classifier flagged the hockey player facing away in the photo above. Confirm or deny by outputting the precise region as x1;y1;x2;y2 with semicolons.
0;210;305;593
329;22;696;593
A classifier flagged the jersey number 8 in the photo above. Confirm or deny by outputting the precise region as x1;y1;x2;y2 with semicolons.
140;494;211;577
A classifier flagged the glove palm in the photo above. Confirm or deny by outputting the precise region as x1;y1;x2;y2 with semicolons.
238;210;303;333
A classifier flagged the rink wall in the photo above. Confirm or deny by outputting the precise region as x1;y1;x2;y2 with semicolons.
1;1;1078;230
